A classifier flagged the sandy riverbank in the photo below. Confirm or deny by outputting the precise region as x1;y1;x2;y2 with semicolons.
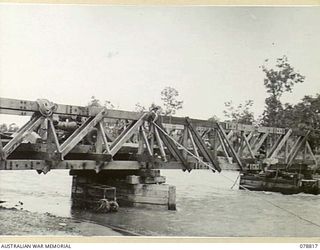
0;205;123;236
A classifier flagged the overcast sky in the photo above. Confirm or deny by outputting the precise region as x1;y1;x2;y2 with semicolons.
0;4;319;125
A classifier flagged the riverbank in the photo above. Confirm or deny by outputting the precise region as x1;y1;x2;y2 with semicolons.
1;170;320;237
0;205;123;236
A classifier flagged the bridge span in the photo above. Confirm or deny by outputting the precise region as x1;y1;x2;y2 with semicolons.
0;97;317;210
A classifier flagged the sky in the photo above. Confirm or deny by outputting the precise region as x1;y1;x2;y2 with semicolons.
0;4;319;125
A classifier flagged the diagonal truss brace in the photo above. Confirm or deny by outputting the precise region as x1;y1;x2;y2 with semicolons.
109;113;147;157
286;131;311;169
185;117;221;172
154;120;191;172
154;125;167;162
1;114;45;160
216;123;243;171
241;132;255;159
238;131;254;156
251;132;269;155
59;108;108;159
268;129;292;159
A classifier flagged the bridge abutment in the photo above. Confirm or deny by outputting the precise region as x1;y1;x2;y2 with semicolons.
69;169;176;211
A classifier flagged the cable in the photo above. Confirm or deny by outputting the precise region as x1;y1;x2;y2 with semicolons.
230;172;240;190
153;121;320;230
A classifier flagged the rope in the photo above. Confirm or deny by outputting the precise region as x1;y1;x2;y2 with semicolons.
152;121;320;230
230;172;240;190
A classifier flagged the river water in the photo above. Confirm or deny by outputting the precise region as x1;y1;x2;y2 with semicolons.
0;169;319;237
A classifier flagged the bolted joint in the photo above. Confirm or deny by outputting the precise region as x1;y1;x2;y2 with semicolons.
145;109;160;123
36;99;58;117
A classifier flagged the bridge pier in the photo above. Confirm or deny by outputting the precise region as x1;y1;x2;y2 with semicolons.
70;169;176;211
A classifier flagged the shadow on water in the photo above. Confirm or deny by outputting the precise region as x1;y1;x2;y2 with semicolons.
1;170;320;236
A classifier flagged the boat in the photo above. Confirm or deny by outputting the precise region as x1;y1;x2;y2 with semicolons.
239;163;320;195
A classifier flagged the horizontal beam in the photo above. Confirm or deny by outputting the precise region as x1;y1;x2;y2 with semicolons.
0;97;294;134
0;160;143;171
0;156;314;171
0;160;198;170
2;140;210;158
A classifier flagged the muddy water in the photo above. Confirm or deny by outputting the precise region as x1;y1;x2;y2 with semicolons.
0;170;320;237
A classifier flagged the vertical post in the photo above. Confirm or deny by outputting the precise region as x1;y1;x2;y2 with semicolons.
211;129;218;159
182;126;189;159
238;131;245;157
168;186;176;210
0;134;4;160
265;135;270;158
284;140;289;164
38;120;48;141
149;123;154;155
217;130;230;158
303;141;307;161
47;119;61;160
137;129;145;155
95;124;103;153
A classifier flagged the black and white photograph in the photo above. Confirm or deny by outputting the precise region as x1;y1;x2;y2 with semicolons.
0;2;319;240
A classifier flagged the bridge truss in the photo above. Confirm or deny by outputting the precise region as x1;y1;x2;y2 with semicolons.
0;97;317;174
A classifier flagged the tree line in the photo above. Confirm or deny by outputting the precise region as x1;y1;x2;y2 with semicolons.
214;55;319;149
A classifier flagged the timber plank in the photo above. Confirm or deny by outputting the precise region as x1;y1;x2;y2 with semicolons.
0;97;292;134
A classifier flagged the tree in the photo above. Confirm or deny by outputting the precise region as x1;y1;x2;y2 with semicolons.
88;96;101;107
88;96;115;109
223;100;254;125
160;87;183;116
261;56;305;127
208;115;220;123
281;94;320;150
134;103;147;113
104;100;115;109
